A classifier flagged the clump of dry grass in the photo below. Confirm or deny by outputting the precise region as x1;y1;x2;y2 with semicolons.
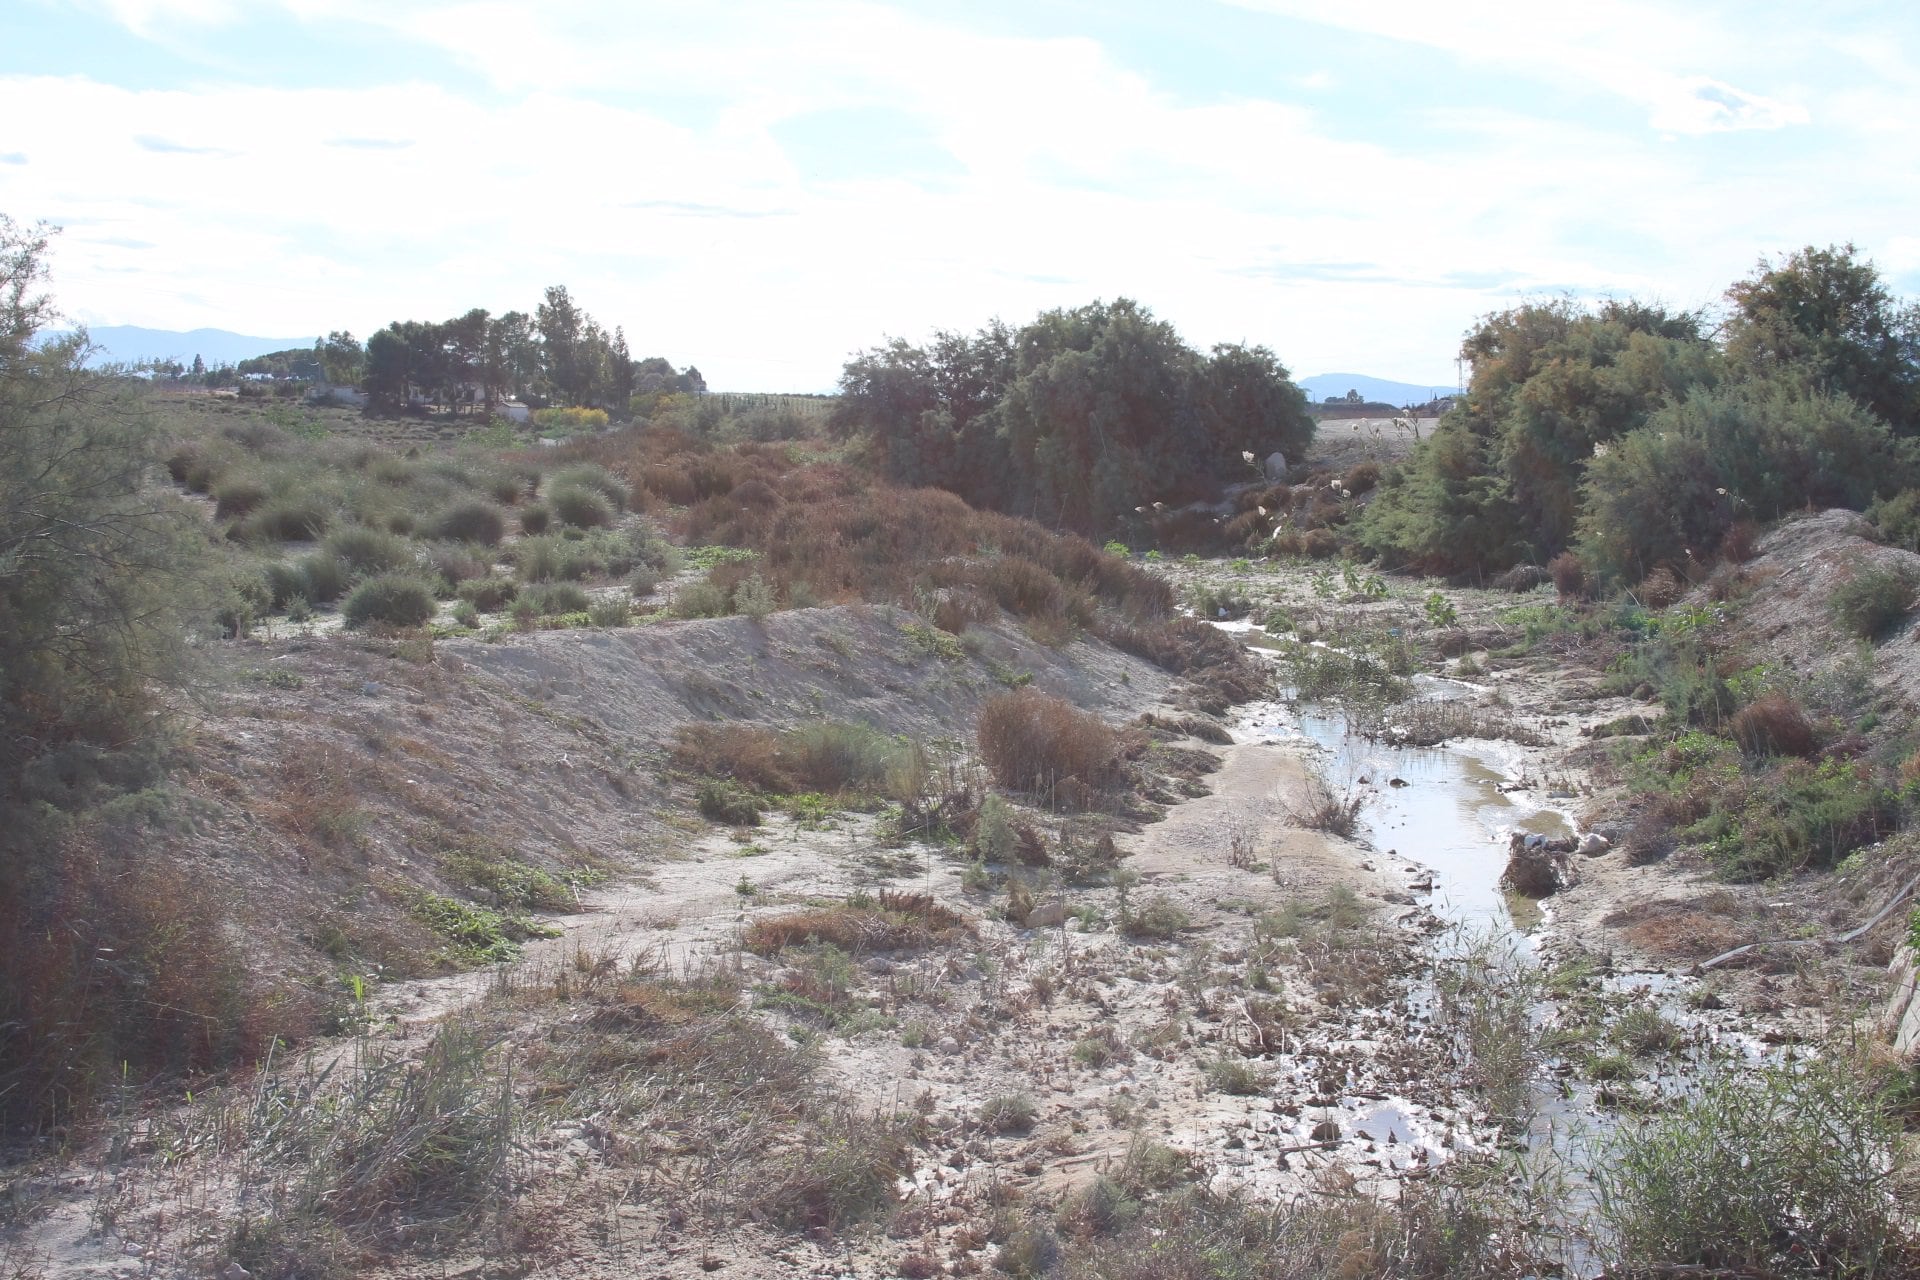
1283;772;1366;838
1729;692;1819;758
671;720;915;797
977;689;1120;804
743;891;970;955
0;826;301;1133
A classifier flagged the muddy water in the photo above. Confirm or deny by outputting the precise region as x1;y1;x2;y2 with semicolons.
1234;689;1573;934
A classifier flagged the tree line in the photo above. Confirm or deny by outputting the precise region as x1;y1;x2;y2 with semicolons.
831;298;1315;537
1353;244;1920;587
158;287;706;419
354;287;705;417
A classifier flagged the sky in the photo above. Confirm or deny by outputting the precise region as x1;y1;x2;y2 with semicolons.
3;1;1918;392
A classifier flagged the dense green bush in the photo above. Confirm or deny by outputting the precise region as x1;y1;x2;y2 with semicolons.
431;500;507;546
212;472;270;521
1594;1058;1903;1276
1868;488;1920;551
1359;299;1712;574
1828;563;1917;639
1580;385;1915;587
237;493;331;542
697;779;761;825
323;525;414;576
834;299;1313;536
518;502;550;535
264;560;308;610
547;463;626;512
547;485;615;529
298;551;352;603
1699;758;1899;880
456;575;518;611
524;581;590;615
341;573;438;629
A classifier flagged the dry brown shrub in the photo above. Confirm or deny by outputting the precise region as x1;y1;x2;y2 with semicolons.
1223;509;1268;546
1636;565;1683;609
1300;527;1342;557
1730;692;1819;758
1548;551;1587;598
0;830;301;1130
1901;751;1920;790
928;587;994;634
1015;823;1050;866
1341;461;1381;496
1720;518;1761;563
743;891;970;955
981;555;1066;618
977;689;1119;801
672;723;793;792
274;742;373;855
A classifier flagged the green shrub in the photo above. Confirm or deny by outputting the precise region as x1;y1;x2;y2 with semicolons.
264;560;308;610
531;406;610;435
586;596;630;627
1580;385;1916;588
548;485;615;529
697;780;761;826
212;473;271;521
548;462;626;512
323;525;414;576
1122;895;1189;939
518;502;550;535
525;581;590;615
456;576;518;611
238;494;331;542
1203;1057;1270;1095
978;1093;1037;1134
479;469;523;506
513;534;595;583
673;577;732;619
734;572;776;620
1829;563;1917;639
431;500;507;546
341;574;437;630
1868;488;1920;551
298;552;352;604
1593;1058;1903;1277
450;600;480;628
1705;758;1899;881
409;893;549;966
1056;1175;1139;1238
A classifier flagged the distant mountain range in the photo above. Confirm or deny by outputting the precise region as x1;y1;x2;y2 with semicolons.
1297;373;1458;406
69;326;318;369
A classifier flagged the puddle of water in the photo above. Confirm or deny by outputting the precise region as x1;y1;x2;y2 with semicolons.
1238;699;1569;932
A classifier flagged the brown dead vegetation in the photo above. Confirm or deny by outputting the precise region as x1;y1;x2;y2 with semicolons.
977;689;1122;805
743;891;972;955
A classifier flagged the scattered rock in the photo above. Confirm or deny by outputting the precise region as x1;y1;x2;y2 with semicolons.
1575;832;1612;858
1024;900;1068;929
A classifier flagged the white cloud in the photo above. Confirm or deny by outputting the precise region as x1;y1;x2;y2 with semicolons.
14;1;1920;388
1224;0;1810;135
